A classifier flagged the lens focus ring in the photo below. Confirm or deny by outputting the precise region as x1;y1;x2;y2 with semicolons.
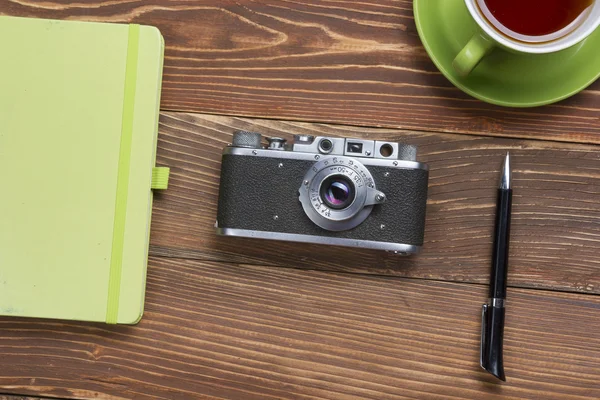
298;156;376;231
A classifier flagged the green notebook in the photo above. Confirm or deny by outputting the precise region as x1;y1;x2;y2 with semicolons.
0;16;168;324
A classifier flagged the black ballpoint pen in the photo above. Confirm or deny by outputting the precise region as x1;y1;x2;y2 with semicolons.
480;152;512;381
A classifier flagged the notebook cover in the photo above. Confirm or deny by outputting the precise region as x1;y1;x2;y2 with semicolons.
0;16;165;324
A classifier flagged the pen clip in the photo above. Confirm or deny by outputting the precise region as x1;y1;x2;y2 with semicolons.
480;303;488;370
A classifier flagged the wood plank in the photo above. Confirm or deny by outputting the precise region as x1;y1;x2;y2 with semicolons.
150;111;600;294
1;257;599;399
0;397;50;400
1;1;599;143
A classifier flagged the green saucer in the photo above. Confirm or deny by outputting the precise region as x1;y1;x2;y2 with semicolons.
414;0;600;107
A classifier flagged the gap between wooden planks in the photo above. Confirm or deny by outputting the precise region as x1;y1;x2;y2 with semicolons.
1;0;599;143
0;257;599;400
150;111;600;295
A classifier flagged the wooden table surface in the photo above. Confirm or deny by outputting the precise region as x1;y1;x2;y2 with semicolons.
2;1;600;399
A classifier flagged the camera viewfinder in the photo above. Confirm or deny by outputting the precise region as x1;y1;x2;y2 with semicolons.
347;142;363;153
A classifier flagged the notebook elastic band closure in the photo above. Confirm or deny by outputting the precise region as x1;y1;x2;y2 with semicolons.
106;24;140;324
152;167;170;190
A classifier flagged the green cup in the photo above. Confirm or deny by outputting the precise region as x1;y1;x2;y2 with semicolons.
453;0;600;76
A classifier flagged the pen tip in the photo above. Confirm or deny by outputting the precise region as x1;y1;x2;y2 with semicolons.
500;152;511;190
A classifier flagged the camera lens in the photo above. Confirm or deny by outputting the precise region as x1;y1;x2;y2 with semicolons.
318;139;333;154
299;156;378;231
320;176;355;209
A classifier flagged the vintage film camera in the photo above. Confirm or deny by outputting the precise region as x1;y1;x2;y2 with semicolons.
216;131;429;254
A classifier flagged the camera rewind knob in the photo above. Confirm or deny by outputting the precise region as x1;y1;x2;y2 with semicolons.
232;131;263;149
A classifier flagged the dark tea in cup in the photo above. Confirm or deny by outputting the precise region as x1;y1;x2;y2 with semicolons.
453;0;600;76
478;0;594;42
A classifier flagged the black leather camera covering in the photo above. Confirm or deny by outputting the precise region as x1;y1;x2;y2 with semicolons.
217;154;429;246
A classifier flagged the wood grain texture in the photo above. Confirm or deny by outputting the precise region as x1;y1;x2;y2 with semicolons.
1;257;599;400
0;397;49;400
149;111;600;294
1;2;599;399
1;0;599;143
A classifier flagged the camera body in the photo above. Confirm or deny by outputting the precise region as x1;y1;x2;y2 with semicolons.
216;131;429;254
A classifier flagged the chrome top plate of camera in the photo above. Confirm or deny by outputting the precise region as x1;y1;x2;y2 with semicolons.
293;136;417;162
222;147;428;171
225;132;428;170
